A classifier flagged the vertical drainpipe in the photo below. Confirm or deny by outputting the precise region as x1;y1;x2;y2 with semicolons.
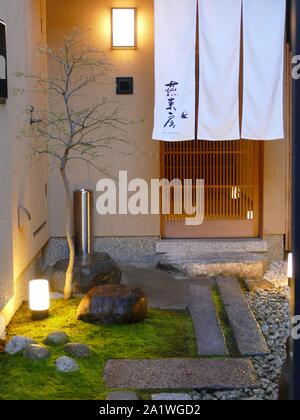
290;0;300;401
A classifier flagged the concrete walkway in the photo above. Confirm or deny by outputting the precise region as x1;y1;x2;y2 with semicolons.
120;264;187;309
106;265;271;391
120;264;269;357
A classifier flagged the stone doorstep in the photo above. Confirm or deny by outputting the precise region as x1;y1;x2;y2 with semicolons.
156;239;268;255
216;277;270;356
104;358;260;390
157;252;269;279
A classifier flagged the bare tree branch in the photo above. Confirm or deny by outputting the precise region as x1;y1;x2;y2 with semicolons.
17;28;132;300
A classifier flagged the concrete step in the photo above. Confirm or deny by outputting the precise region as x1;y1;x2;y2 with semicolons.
104;358;260;390
216;277;269;356
156;239;268;255
157;252;269;279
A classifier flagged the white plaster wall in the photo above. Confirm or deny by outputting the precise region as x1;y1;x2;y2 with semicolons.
0;0;49;321
46;0;160;238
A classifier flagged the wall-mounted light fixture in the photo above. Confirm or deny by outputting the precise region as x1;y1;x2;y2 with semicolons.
0;19;7;102
112;8;137;49
29;279;50;320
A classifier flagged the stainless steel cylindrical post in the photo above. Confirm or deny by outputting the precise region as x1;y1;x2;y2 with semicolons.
74;189;94;260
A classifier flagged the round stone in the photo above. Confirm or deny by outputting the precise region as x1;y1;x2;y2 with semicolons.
51;253;121;294
55;356;80;373
77;284;148;325
5;336;37;355
64;343;91;359
43;331;70;346
24;344;51;361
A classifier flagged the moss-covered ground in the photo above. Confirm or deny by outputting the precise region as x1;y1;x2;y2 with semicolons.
0;299;197;400
211;286;240;357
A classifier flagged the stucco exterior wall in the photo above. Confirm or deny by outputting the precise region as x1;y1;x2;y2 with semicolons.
0;0;49;331
46;0;160;238
46;0;286;240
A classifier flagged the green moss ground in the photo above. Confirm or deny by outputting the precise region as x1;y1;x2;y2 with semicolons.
0;299;197;400
211;286;240;357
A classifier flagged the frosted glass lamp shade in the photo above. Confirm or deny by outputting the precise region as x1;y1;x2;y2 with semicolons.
112;8;136;49
29;280;50;320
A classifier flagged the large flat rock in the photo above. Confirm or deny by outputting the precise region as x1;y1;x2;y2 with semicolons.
157;252;268;279
51;253;121;294
216;277;269;356
120;264;187;309
77;284;148;325
187;284;228;356
104;358;260;390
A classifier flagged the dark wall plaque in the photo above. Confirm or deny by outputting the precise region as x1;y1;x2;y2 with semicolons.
0;19;7;100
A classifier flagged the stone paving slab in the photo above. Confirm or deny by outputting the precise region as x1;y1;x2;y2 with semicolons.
216;277;269;356
186;276;216;287
106;391;139;400
120;264;187;309
152;393;192;401
157;252;268;279
104;358;260;390
187;284;228;356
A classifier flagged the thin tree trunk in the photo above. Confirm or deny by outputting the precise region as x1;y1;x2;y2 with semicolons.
60;167;75;300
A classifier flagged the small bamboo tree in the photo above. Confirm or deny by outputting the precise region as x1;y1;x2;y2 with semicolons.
17;29;128;299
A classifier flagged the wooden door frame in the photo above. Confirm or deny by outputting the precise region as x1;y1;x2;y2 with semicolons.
159;140;264;239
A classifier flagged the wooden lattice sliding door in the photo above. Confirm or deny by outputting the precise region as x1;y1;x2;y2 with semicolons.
161;140;262;238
